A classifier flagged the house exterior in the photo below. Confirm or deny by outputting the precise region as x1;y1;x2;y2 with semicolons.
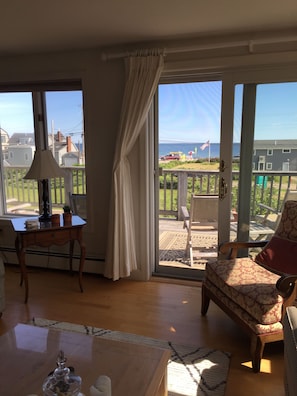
7;133;35;166
253;139;297;171
0;128;10;161
7;145;35;167
62;151;80;166
6;131;79;166
54;131;79;165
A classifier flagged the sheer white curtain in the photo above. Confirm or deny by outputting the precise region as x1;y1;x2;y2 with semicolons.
104;51;164;280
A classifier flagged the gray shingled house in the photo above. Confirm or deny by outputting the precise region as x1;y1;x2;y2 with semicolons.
253;139;297;171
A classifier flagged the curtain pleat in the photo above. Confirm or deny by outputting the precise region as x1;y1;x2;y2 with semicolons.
104;51;164;280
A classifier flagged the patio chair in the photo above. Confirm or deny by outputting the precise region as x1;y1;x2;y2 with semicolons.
69;193;87;220
181;194;218;266
201;200;297;372
255;189;297;230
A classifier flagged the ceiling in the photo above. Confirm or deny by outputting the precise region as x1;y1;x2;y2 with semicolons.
2;0;297;56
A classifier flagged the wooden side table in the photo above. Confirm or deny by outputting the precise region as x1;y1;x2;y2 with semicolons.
11;215;86;303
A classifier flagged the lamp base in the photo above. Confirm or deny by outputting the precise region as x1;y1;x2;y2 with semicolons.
39;213;51;223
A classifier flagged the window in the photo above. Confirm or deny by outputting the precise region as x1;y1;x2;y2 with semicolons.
266;162;272;170
267;149;273;156
0;84;86;216
282;148;291;153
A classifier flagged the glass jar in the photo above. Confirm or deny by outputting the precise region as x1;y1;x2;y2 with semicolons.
42;350;82;396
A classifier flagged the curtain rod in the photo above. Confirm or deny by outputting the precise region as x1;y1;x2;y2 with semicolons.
101;35;297;61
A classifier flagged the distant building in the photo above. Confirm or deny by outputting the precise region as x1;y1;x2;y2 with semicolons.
6;131;79;166
62;151;80;166
7;145;35;166
0;128;10;160
54;131;79;165
253;139;297;171
7;133;35;166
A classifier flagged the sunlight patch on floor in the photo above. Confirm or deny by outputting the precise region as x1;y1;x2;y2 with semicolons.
242;359;271;373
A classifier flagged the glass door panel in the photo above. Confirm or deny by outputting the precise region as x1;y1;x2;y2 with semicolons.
156;80;222;280
232;82;297;243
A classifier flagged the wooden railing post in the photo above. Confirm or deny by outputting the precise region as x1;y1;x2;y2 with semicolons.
63;168;73;205
178;171;188;220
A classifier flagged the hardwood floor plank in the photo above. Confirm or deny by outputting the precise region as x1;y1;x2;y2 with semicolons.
1;265;285;396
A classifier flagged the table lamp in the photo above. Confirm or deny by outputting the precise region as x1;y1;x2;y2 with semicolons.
24;149;65;222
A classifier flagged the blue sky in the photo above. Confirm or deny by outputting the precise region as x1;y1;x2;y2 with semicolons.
0;91;83;143
159;81;297;143
0;83;297;145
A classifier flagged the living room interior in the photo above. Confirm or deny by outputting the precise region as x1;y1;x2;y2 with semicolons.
1;1;297;395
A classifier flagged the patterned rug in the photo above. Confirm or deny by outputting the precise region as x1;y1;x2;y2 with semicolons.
159;231;218;267
31;318;230;396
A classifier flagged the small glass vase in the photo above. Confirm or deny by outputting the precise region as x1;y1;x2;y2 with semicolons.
42;350;82;396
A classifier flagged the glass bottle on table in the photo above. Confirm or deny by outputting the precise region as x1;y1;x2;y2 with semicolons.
42;350;82;396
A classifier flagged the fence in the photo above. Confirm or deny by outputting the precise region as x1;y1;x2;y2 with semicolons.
159;169;297;220
4;166;86;214
4;165;297;218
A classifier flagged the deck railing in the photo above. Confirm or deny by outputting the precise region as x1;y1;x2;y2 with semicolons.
159;168;297;220
4;165;297;219
4;165;86;214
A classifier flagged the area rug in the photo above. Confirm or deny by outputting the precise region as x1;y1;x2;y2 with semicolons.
159;231;218;267
31;318;230;396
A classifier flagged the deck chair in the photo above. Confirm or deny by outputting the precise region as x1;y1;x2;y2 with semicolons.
256;189;297;230
202;200;297;372
181;194;218;266
69;193;87;220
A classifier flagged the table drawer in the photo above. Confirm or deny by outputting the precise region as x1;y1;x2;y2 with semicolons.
22;227;82;248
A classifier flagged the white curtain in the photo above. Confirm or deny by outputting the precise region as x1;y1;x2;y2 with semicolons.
104;51;164;280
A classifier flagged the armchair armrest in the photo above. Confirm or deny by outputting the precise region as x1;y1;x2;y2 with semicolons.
256;203;280;226
276;275;297;299
258;203;279;214
220;240;268;259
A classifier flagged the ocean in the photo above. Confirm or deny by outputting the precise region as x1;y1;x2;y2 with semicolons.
159;142;240;159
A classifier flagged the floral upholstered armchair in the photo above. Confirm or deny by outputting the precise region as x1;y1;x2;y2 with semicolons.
201;200;297;373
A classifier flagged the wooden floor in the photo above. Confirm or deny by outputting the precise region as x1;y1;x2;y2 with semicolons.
1;265;285;396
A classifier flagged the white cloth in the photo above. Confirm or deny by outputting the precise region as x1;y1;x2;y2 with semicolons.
104;52;164;281
89;375;112;396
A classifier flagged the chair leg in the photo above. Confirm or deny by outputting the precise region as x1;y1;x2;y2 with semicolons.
201;284;210;316
250;334;265;373
185;233;193;266
189;239;193;266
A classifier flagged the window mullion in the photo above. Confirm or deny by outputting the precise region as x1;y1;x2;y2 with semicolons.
32;91;48;150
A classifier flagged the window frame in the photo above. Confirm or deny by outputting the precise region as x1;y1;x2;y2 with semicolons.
0;81;83;217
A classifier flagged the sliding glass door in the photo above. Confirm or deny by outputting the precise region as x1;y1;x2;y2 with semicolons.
154;67;297;280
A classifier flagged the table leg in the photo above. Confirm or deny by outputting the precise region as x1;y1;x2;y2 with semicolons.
69;239;85;292
15;236;29;304
156;370;168;396
78;240;86;292
69;240;75;273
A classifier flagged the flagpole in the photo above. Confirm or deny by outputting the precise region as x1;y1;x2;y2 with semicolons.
208;142;210;163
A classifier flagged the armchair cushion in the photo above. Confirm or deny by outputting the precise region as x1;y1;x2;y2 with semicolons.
206;258;283;325
255;236;297;275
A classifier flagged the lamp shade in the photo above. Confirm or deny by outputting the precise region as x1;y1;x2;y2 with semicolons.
24;149;65;180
